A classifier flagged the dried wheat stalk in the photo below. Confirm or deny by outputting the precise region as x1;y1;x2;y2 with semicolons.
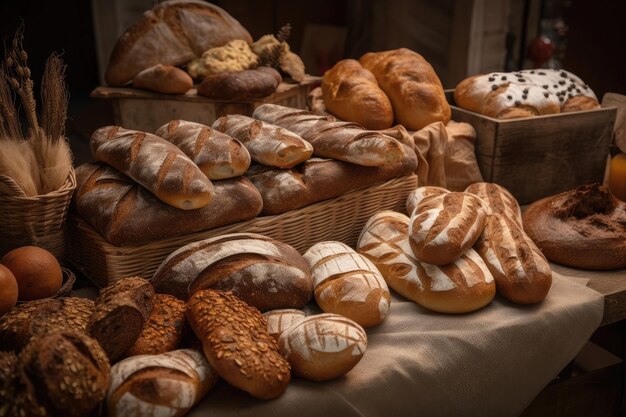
41;53;68;143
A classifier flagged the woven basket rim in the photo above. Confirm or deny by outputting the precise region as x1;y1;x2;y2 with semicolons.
0;166;76;201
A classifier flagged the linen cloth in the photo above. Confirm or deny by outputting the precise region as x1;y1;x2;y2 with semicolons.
189;272;603;417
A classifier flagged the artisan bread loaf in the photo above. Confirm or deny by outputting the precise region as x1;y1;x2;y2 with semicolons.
263;309;306;342
107;349;217;417
406;186;449;215
126;294;187;356
246;150;417;215
90;126;214;210
253;103;405;167
87;277;154;362
322;59;393;130
523;183;626;270
186;290;290;399
155;119;251;179
278;313;367;381
198;67;282;100
19;330;111;417
212;114;313;168
359;48;451;130
409;192;487;265
465;182;522;226
454;69;599;119
132;64;193;94
0;297;94;352
105;0;252;86
73;163;262;246
151;233;313;310
358;211;495;313
304;241;390;328
476;214;552;304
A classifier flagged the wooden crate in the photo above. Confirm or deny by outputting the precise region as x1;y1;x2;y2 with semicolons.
91;76;321;132
445;91;617;204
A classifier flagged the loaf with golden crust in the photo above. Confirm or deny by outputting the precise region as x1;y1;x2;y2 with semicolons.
132;64;193;94
454;69;599;119
263;309;306;342
359;48;451;130
406;186;449;216
322;59;393;130
465;182;522;226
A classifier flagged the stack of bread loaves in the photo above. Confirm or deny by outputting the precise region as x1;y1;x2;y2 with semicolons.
358;182;552;313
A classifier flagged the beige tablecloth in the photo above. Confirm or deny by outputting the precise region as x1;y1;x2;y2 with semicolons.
189;272;603;417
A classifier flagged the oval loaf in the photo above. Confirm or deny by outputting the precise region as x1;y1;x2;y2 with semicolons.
406;185;449;216
465;182;522;226
263;309;306;342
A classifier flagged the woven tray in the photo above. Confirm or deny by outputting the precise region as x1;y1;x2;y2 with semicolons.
67;175;417;287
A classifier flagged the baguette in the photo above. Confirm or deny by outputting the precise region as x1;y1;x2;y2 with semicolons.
155;119;251;179
465;182;522;226
90;126;214;210
252;103;405;166
212;114;313;168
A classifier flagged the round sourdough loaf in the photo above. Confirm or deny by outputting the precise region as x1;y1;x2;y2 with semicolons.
358;211;496;313
263;309;306;342
409;192;487;265
278;313;367;381
304;241;390;327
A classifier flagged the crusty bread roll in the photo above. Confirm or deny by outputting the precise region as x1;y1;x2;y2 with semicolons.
73;163;263;246
322;59;393;130
454;69;599;119
90;126;214;210
358;211;495;313
107;349;217;417
253;104;405;167
1;246;62;301
476;214;552;304
263;309;306;342
105;0;252;86
465;182;523;226
0;264;17;316
304;241;390;328
278;313;367;381
155;120;251;179
197;67;282;100
19;330;111;417
186;290;290;399
212;114;313;168
246;150;417;215
409;192;487;265
359;48;451;130
406;186;449;216
151;233;313;310
87;277;154;362
523;183;626;270
0;297;94;352
132;64;193;94
126;294;187;356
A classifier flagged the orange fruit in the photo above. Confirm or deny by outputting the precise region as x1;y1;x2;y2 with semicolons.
1;246;62;301
0;264;18;316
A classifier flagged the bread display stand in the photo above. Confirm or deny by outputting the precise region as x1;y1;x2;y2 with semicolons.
91;76;320;133
67;175;417;286
445;91;616;204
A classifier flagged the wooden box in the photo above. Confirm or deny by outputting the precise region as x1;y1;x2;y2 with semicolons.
445;91;617;204
91;76;321;133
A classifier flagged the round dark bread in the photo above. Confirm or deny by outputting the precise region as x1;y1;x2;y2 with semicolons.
197;67;281;100
523;183;626;270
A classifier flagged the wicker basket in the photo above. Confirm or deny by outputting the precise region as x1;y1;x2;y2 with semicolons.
0;167;77;260
68;174;418;287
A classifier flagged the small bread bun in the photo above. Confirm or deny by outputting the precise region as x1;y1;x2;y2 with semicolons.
263;309;306;342
0;265;18;316
1;246;62;301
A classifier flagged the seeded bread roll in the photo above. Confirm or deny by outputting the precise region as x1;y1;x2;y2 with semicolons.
107;349;217;417
409;192;487;265
87;277;155;362
357;211;496;313
406;186;449;216
465;182;522;226
155;119;251;179
151;233;313;311
304;241;390;328
278;313;367;381
0;351;46;417
263;309;306;342
126;294;187;357
132;64;193;94
0;297;94;352
186;290;290;399
19;330;111;417
90;126;214;210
